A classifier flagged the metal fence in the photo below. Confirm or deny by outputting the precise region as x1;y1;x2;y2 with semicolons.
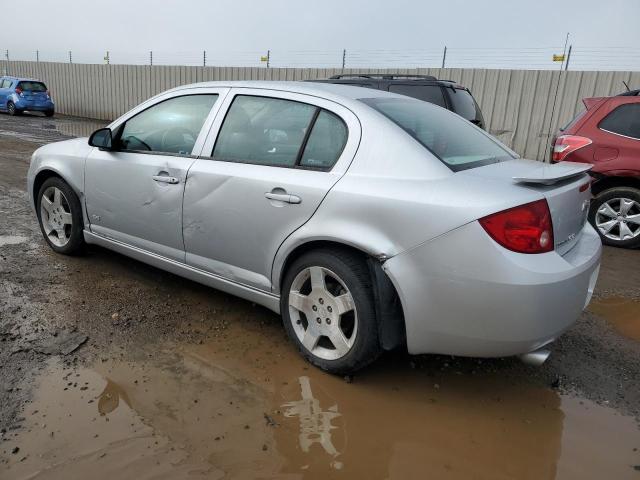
2;60;639;161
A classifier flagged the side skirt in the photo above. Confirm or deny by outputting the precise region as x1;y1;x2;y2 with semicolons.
83;231;281;313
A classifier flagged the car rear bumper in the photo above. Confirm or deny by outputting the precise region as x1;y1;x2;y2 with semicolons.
383;221;601;358
14;99;54;111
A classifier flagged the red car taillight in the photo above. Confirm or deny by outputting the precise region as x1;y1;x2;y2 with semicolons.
479;200;554;254
552;135;592;162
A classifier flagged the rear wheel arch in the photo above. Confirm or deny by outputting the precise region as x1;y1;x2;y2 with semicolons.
278;240;406;352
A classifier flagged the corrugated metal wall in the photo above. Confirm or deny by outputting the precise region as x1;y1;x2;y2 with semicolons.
2;60;639;161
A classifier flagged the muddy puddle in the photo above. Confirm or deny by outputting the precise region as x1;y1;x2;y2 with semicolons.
4;322;640;479
589;296;640;342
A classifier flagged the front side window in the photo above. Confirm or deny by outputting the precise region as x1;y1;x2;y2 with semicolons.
213;95;347;170
388;84;446;108
117;94;218;155
599;103;640;140
361;97;514;171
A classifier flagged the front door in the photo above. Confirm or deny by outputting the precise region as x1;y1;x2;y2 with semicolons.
183;91;359;291
85;92;223;261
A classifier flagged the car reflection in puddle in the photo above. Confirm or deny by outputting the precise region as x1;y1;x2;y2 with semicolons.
4;323;640;479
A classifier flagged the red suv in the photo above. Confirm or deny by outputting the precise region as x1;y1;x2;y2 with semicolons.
552;89;640;248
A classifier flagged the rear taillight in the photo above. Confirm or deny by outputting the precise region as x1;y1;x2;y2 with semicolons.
552;135;592;162
479;200;554;254
14;87;23;95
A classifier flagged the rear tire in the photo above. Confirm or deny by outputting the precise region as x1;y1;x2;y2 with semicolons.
44;110;54;117
36;177;85;255
589;186;640;249
281;248;382;375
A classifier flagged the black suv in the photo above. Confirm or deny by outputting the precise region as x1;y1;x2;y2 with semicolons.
313;74;486;129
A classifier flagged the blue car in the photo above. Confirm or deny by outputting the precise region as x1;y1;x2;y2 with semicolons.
0;76;55;117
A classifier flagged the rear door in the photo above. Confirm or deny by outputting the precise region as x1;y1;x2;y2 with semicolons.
588;97;640;165
183;89;361;292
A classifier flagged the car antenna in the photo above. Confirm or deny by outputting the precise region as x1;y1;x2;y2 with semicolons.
623;80;631;92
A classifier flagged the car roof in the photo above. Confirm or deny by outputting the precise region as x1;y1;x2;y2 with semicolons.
1;76;44;82
169;80;408;104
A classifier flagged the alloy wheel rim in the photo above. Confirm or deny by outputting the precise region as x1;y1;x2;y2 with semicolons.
288;266;358;361
40;186;73;247
595;197;640;241
8;103;14;114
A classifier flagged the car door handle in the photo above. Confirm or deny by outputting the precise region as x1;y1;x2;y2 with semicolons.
264;192;302;204
152;175;179;184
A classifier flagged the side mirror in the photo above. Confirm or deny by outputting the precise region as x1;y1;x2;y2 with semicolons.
89;128;113;150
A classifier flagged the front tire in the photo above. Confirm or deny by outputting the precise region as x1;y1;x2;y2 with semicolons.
589;186;640;248
36;177;85;255
281;249;381;374
7;101;21;116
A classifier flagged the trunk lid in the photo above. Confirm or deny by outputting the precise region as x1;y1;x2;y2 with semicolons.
461;159;593;255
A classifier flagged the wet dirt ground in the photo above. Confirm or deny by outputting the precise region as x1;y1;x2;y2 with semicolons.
1;112;640;479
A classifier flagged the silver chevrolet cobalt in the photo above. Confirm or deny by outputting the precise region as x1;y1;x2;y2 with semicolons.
28;82;601;374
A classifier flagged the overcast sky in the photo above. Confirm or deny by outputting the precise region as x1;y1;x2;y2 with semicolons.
2;0;638;69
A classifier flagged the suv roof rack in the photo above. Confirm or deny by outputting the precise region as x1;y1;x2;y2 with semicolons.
329;74;438;81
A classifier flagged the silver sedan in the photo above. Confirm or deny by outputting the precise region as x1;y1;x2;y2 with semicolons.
27;82;601;374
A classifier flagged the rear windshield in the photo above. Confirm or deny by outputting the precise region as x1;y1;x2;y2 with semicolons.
361;97;515;171
447;88;482;123
17;81;47;92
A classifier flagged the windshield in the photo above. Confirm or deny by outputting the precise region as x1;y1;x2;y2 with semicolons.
361;97;515;171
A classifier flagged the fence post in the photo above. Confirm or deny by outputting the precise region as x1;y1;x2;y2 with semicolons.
3;50;7;76
104;51;110;65
150;51;153;66
69;50;72;64
342;49;346;69
267;50;270;68
203;50;206;67
441;46;447;68
564;45;572;71
36;50;39;62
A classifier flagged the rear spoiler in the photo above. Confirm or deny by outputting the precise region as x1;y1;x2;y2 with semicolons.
583;97;606;110
513;161;592;186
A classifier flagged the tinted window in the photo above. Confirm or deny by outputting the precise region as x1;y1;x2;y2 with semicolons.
362;97;514;171
213;95;316;167
447;88;481;122
300;110;348;169
17;81;47;92
599;104;640;139
118;95;218;155
388;84;446;108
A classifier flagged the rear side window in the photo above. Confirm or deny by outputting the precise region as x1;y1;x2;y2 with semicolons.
300;110;348;169
447;88;481;122
361;97;514;171
118;94;218;155
0;79;12;89
213;95;347;170
388;84;446;108
17;81;47;92
599;104;640;140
